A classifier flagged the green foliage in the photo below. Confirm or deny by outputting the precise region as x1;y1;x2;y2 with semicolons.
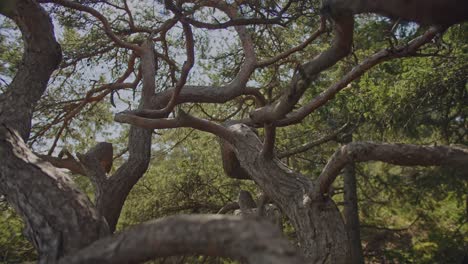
1;1;467;262
0;202;36;263
118;128;256;228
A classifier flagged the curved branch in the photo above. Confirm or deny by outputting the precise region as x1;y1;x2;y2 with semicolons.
115;110;234;143
256;17;327;68
323;0;468;26
276;26;441;126
249;13;354;124
316;142;468;196
36;152;85;175
94;40;155;232
44;0;142;52
0;125;108;261
0;0;62;140
278;123;349;158
134;21;195;118
132;0;257;117
58;215;305;264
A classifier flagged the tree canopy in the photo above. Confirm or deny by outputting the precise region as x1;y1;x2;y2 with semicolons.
0;0;467;263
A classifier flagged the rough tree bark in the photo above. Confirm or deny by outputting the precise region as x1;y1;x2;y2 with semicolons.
58;215;306;264
0;1;109;262
0;5;301;263
0;126;109;263
116;111;468;264
0;0;61;140
91;41;155;233
226;124;350;263
342;135;365;264
2;0;468;263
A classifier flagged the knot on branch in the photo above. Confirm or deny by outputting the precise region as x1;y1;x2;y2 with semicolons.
219;138;252;180
234;190;282;230
78;142;113;174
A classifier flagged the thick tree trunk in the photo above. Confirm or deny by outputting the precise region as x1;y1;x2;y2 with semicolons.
0;1;109;262
0;126;109;263
0;0;61;140
342;135;365;264
227;124;350;263
92;41;155;232
95;125;152;232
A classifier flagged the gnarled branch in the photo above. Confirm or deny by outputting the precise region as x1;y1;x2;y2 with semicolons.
317;142;468;196
58;215;305;264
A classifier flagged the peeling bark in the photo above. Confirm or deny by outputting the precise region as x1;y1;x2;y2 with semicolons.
227;124;350;263
0;125;108;263
0;1;109;262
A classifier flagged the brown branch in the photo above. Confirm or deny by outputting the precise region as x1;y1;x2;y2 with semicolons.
256;17;327;68
324;0;468;26
32;53;139;143
61;44;116;68
76;142;113;202
58;215;305;264
94;39;155;232
115;110;234;143
47;120;69;155
0;0;62;140
249;13;354;124
44;0;142;52
262;123;276;158
276;26;442;126
113;147;129;160
36;152;85;175
316;142;468;196
0;125;108;260
217;202;240;214
244;87;267;107
129;0;257;118
278;123;349;158
134;21;195;118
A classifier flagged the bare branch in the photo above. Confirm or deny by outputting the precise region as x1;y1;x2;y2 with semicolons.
249;13;354;124
36;152;85;175
0;0;62;140
76;142;113;201
278;123;349;158
134;21;195;118
323;0;468;26
256;17;327;68
93;39;155;232
316;142;468;196
44;0;143;52
58;215;305;264
130;0;258;117
276;26;442;126
115;110;234;143
262;123;276;158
